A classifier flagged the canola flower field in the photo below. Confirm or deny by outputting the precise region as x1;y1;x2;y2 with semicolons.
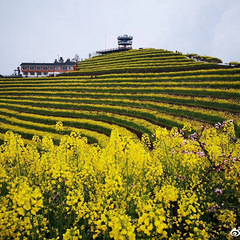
0;121;239;239
0;49;240;146
0;48;240;239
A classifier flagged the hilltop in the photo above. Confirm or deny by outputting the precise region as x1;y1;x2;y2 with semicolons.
66;48;231;76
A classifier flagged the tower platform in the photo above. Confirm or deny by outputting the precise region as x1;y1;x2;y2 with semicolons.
96;46;132;55
96;34;133;55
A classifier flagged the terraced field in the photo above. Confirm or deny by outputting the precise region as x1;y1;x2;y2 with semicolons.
0;48;239;146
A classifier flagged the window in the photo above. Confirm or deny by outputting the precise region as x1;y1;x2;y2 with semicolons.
36;66;41;71
55;66;61;71
49;66;54;71
68;66;73;70
30;66;35;71
37;72;41;75
44;72;48;75
62;66;67;71
43;66;48;71
30;72;35;75
22;66;28;70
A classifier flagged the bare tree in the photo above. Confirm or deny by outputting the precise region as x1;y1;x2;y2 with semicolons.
73;54;80;63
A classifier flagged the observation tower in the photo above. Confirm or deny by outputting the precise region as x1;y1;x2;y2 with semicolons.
117;34;133;49
96;34;133;55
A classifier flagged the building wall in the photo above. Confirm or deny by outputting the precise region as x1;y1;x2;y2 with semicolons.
22;71;61;77
21;64;77;77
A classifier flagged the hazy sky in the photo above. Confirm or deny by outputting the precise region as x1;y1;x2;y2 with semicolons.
1;0;240;75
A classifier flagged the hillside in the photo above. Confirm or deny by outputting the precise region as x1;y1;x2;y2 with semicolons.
0;48;239;146
0;48;240;239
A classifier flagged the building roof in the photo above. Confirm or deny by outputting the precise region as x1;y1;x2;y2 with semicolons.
117;34;133;40
20;62;76;66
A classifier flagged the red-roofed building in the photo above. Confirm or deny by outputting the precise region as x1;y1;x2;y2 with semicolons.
20;59;77;77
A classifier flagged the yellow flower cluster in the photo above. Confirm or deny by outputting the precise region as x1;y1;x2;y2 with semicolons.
0;176;47;239
55;121;64;132
0;120;239;239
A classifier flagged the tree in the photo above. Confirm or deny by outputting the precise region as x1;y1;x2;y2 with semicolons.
75;54;80;62
73;54;80;63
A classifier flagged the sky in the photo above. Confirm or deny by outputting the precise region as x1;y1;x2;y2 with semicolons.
0;0;240;75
